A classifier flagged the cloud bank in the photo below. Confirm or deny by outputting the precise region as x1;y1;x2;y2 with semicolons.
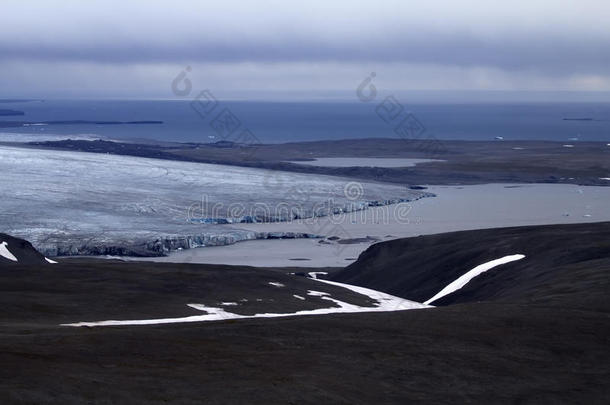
1;0;609;98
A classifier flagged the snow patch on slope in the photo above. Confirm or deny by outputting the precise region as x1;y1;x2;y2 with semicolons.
0;241;18;262
268;282;285;288
62;278;428;327
314;278;427;311
424;254;526;305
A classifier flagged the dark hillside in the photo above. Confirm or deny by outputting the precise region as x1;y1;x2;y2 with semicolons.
332;222;610;309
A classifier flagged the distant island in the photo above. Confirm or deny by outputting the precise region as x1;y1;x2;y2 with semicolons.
0;120;164;128
562;117;593;121
0;109;25;116
0;99;43;103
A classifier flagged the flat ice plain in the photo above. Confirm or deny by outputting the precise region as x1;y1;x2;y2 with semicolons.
0;145;422;255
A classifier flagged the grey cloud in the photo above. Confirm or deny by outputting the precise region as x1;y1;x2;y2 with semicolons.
1;0;609;74
1;0;609;96
2;33;609;75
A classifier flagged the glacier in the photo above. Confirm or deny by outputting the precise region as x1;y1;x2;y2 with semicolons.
0;145;428;256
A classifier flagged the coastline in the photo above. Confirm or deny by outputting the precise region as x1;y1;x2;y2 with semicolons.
32;190;433;258
13;137;610;187
2;138;609;259
132;183;610;267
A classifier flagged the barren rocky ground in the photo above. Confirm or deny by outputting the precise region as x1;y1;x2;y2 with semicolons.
1;223;608;404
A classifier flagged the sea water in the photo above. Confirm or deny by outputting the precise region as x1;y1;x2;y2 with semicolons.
1;99;609;143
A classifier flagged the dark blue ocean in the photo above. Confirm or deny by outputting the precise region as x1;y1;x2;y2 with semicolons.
2;100;609;143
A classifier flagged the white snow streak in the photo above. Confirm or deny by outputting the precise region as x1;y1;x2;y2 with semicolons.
0;241;18;262
424;254;525;305
62;278;428;327
314;278;427;311
307;290;330;297
45;257;58;264
268;282;285;288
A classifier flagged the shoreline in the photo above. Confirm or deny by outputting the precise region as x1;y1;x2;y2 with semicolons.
110;183;610;267
32;182;610;262
8;137;610;187
35;193;435;258
3;138;609;259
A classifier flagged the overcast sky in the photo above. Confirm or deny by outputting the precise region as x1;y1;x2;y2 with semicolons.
1;0;609;99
